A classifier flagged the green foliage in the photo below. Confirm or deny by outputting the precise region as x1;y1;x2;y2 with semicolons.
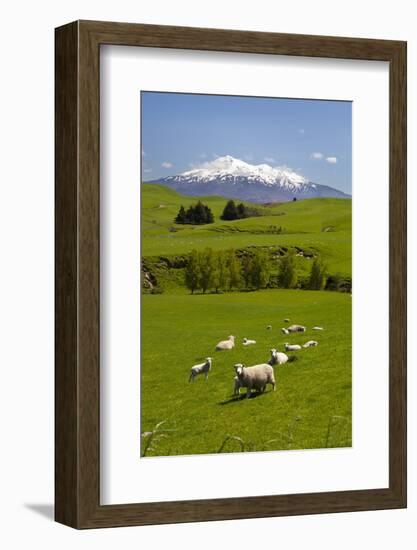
199;248;216;293
250;249;270;289
308;257;327;290
212;250;229;293
227;249;242;290
278;252;297;288
184;249;200;294
221;199;261;221
175;201;214;225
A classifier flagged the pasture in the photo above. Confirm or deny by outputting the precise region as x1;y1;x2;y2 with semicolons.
141;289;352;457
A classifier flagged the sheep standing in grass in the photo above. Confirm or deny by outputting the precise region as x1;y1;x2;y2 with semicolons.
269;348;289;366
234;363;276;398
285;343;302;351
242;338;256;346
189;357;212;383
215;335;235;351
287;324;306;333
303;340;318;348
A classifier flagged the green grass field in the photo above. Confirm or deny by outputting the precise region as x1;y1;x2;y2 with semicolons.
141;184;351;277
141;183;352;457
141;289;352;456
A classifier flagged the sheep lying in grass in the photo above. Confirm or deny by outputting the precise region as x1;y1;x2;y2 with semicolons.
268;348;289;366
215;335;235;351
234;363;276;398
242;338;256;346
189;357;212;383
312;326;324;331
266;325;272;330
285;343;302;351
284;318;290;323
281;328;290;335
303;340;318;348
287;324;306;333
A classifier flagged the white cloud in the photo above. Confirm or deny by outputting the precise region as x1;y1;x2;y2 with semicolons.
264;157;276;163
326;156;338;164
144;168;152;173
311;152;324;160
199;153;207;159
161;161;173;169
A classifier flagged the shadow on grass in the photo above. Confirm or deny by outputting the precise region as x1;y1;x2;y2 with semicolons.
218;390;273;405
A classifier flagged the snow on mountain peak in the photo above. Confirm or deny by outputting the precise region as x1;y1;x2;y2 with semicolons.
179;155;308;189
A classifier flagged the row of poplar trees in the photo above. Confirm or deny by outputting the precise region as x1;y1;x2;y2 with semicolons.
185;248;270;294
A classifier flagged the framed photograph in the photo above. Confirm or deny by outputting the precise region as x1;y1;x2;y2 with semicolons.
55;20;406;528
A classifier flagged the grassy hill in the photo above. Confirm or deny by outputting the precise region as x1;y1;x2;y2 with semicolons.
141;183;352;282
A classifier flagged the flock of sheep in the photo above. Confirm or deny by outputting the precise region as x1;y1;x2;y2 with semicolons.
188;321;324;398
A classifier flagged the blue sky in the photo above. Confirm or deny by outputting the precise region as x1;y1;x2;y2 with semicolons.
141;91;352;194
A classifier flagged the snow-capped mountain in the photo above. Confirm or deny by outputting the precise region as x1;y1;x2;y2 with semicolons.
148;155;350;203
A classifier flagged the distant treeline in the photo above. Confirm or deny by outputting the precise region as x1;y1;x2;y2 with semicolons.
184;248;334;294
175;199;260;226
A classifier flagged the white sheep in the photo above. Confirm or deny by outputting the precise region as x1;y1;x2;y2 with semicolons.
281;328;290;335
266;325;272;330
215;335;235;351
189;357;212;383
287;324;306;333
269;348;288;366
242;338;256;346
303;340;318;348
284;318;290;323
312;326;324;331
284;343;302;351
234;363;276;398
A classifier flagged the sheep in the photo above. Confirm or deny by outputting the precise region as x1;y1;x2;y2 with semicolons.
266;325;272;330
242;338;256;346
268;348;289;366
281;328;290;335
189;357;212;383
215;335;235;351
303;340;318;348
284;343;302;351
284;318;290;323
287;324;306;333
312;326;324;331
234;363;276;398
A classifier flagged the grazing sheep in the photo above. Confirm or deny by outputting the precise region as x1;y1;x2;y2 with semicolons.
215;335;235;351
269;348;289;366
287;324;306;333
189;357;212;383
266;325;272;330
303;340;318;348
281;328;290;335
234;363;276;398
242;338;256;346
312;326;324;331
284;343;302;351
284;318;290;323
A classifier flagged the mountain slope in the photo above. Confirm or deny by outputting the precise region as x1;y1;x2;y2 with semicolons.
148;155;350;203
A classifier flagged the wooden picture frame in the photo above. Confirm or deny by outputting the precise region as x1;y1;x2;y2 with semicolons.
55;20;407;528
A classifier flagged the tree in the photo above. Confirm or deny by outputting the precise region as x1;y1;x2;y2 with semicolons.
237;203;246;219
199;248;216;293
227;249;241;290
184;249;201;294
278;252;297;288
212;251;229;293
241;254;253;289
308;257;326;290
221;200;239;221
175;205;186;224
250;249;270;289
